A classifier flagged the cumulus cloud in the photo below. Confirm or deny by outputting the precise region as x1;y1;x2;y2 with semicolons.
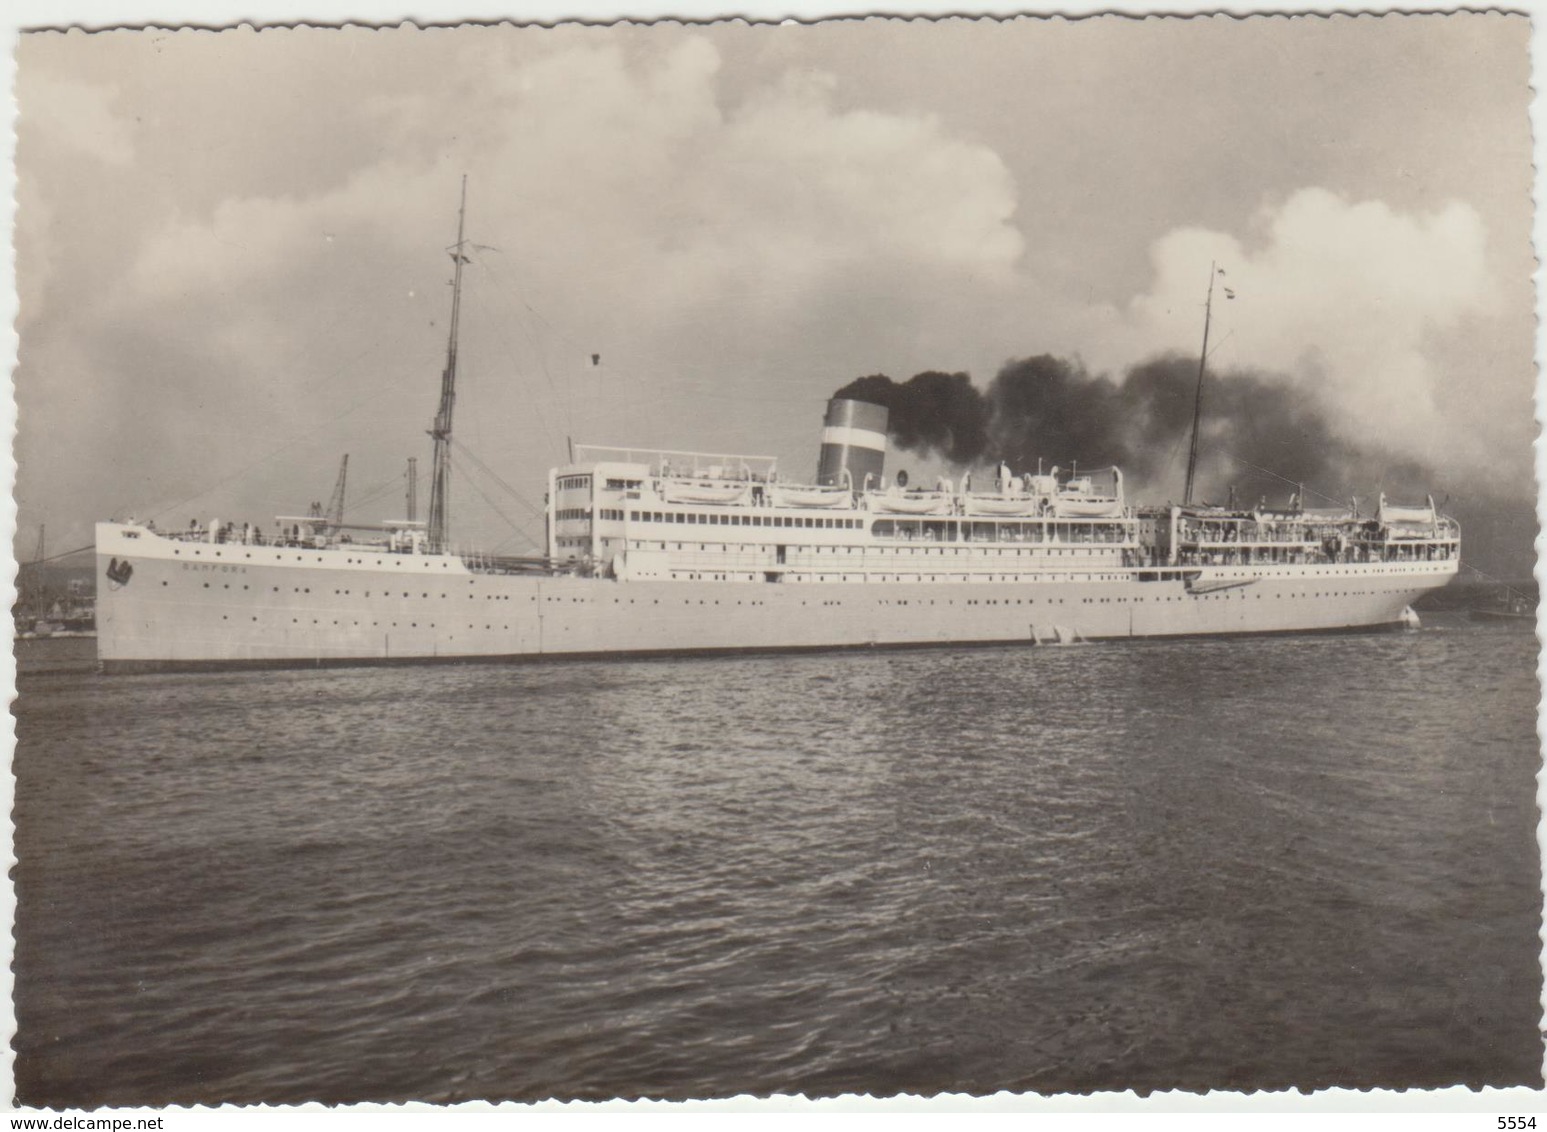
1097;188;1498;476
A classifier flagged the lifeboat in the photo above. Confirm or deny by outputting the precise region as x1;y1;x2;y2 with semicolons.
1049;468;1125;518
770;484;851;509
1377;493;1438;537
1301;507;1356;523
662;481;750;505
1052;496;1123;518
963;494;1042;517
870;490;952;515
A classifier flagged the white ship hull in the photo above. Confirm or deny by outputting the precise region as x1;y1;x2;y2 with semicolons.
95;523;1456;672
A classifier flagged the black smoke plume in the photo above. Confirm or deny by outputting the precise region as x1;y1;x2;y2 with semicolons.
836;353;1427;508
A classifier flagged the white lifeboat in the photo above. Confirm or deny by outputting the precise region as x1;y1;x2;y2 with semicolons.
1051;468;1124;518
1052;496;1124;518
770;484;851;509
662;481;750;506
871;490;952;515
963;494;1041;517
1377;493;1438;538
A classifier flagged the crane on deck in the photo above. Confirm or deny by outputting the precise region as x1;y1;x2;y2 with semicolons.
326;454;349;531
305;454;350;533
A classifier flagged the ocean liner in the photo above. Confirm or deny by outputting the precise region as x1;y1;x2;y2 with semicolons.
94;189;1460;671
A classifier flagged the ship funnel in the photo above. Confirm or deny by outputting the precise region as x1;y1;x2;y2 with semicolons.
816;398;888;489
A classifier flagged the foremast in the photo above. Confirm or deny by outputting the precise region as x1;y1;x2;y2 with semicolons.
428;175;470;554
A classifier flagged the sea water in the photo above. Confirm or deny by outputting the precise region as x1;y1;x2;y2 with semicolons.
11;616;1543;1104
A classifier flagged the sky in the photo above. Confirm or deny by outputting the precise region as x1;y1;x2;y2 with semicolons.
13;13;1539;574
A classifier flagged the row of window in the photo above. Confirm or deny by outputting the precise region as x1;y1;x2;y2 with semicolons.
556;475;591;492
625;510;863;529
215;614;515;632
181;580;520;602
872;519;1130;543
603;511;1143;542
171;546;454;569
627;541;1115;558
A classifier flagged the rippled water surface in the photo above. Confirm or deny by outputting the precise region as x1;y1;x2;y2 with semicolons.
12;618;1543;1105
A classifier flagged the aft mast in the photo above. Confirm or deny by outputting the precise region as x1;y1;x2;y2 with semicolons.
1182;261;1220;508
427;175;470;554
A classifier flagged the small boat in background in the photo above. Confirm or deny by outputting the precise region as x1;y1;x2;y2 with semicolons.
15;523;97;639
1470;590;1536;623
